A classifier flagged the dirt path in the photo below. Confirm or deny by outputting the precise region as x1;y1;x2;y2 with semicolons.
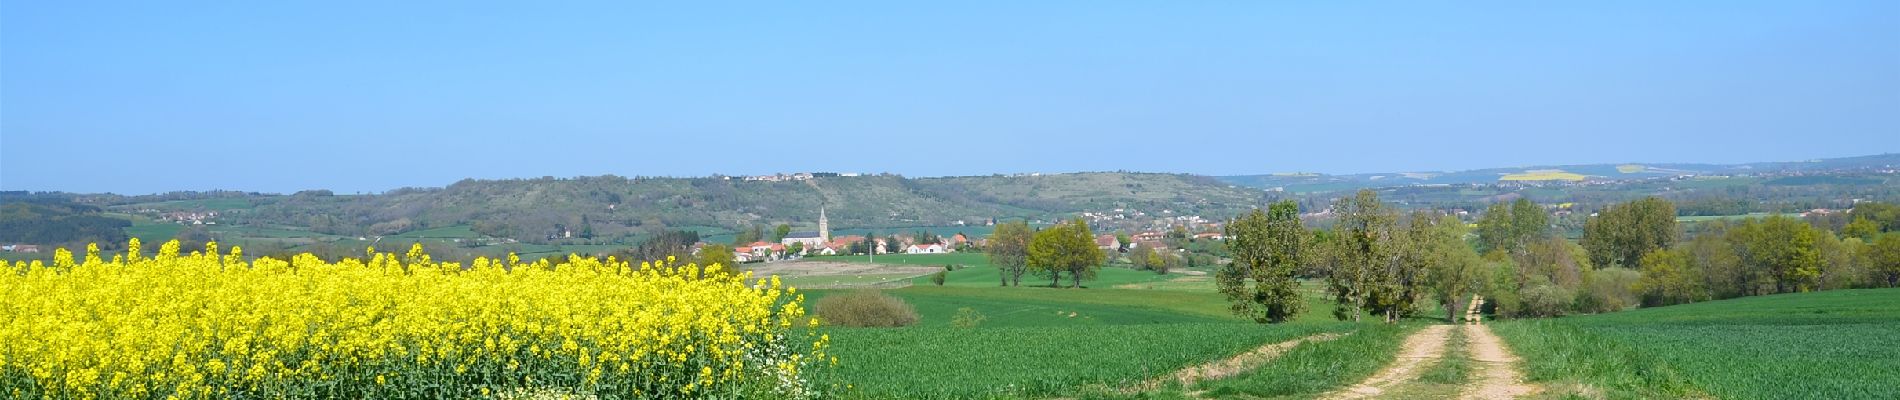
1320;325;1455;400
1125;332;1346;394
1459;324;1539;399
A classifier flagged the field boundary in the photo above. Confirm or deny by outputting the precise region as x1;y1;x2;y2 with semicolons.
1125;331;1348;394
794;279;915;290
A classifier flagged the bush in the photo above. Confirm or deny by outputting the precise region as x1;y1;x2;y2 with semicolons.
1519;283;1576;317
815;290;920;328
930;271;948;286
950;307;986;328
1577;268;1641;313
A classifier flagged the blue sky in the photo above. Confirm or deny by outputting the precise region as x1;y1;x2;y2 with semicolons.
4;1;1897;194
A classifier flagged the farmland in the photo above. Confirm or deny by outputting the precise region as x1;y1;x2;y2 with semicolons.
1497;170;1589;182
1493;288;1900;399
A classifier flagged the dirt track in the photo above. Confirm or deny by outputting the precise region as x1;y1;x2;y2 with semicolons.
1459;324;1538;399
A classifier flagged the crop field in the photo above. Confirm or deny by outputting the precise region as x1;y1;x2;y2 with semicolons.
812;283;1351;399
1498;169;1588;181
1494;288;1900;399
0;241;834;399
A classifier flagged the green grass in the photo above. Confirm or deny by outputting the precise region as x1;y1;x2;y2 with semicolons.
1186;323;1412;399
1493;288;1900;399
118;214;183;243
828;323;1346;399
810;281;1355;399
387;225;482;239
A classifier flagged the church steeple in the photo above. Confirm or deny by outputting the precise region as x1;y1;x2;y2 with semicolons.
819;207;830;242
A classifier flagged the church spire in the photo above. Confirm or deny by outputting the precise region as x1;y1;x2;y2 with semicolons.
819;206;830;242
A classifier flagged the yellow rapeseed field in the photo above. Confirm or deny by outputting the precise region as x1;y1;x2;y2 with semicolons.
0;239;833;399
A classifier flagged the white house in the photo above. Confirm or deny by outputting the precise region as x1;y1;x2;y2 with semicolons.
905;243;947;254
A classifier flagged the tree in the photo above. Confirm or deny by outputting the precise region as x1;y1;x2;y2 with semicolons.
1731;216;1825;294
1634;248;1707;306
1420;215;1485;323
1872;233;1900;287
885;234;903;254
1582;197;1680;269
772;224;792;242
629;229;701;262
1844;218;1881;241
987;221;1032;286
733;225;764;245
1322;189;1402;322
697;244;734;269
1475;198;1549;256
1129;245;1157;270
1219;201;1308;324
1028;218;1104;288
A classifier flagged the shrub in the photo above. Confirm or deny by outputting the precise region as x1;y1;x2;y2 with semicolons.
814;290;920;328
1519;283;1576;317
950;307;986;328
930;271;948;286
1577;268;1641;313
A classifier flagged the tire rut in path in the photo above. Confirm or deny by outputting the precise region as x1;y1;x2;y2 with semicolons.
1124;332;1347;394
1458;324;1538;400
1319;324;1455;400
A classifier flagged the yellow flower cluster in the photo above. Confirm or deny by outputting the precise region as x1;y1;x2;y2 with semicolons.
0;239;831;399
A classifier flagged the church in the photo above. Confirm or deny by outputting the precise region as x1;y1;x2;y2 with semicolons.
779;207;831;250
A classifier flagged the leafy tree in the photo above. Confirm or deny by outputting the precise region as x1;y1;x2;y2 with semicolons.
1219;201;1309;323
1475;198;1548;256
914;230;942;245
1852;202;1900;232
1321;190;1403;322
1420;215;1485;323
629;229;701;262
1730;216;1826;294
733;225;764;245
986;221;1032;286
1028;218;1104;288
1635;248;1708;306
1582;197;1680;269
696;244;734;269
885;234;903;254
1844;218;1881;241
1872;233;1900;287
773;224;792;242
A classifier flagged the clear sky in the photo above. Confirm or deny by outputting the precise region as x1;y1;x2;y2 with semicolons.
4;1;1897;194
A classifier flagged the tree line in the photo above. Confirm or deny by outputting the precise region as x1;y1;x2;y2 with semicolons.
1211;189;1900;325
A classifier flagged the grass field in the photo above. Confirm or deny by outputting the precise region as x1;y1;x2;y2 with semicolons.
813;282;1352;399
385;225;482;239
1494;288;1900;399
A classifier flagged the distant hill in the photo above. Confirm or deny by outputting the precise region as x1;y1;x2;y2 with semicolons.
210;172;1267;244
1216;153;1900;193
